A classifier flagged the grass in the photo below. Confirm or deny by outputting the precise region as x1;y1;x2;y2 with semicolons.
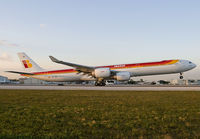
0;90;200;138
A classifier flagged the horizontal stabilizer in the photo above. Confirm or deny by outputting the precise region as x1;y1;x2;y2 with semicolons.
6;71;35;75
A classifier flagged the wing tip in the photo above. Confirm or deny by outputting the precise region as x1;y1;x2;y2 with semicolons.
49;56;59;62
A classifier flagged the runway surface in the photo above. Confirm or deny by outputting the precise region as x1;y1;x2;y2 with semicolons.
1;85;200;91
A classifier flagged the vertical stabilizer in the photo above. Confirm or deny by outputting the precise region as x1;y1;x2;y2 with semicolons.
18;52;43;72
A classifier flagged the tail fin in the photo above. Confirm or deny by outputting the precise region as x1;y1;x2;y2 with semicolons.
18;52;43;72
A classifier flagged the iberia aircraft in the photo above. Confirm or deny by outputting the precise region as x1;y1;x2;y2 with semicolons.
7;53;196;86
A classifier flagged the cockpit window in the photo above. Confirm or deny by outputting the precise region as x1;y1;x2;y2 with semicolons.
189;62;192;64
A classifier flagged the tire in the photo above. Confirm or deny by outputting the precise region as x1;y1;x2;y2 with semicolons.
102;82;106;86
95;82;99;86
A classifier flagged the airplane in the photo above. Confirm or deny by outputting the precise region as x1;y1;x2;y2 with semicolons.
7;52;197;86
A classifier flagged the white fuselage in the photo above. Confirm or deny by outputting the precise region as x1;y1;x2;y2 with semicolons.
24;60;196;82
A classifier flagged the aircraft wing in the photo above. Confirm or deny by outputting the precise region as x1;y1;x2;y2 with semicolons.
6;71;35;75
49;56;95;73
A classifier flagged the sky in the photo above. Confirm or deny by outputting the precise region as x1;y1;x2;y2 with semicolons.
0;0;200;81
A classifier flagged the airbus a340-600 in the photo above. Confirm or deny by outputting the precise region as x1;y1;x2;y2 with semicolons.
7;53;196;86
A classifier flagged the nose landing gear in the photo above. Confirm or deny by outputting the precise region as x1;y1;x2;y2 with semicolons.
180;73;184;79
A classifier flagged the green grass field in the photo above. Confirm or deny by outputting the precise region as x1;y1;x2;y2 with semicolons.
0;90;200;138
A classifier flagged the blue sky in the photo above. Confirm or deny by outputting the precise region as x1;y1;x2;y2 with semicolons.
0;0;200;80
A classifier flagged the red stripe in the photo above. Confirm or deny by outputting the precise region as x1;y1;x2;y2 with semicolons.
99;60;173;69
32;60;175;75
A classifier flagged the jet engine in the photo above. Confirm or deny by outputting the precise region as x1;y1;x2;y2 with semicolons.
93;68;111;78
115;71;130;81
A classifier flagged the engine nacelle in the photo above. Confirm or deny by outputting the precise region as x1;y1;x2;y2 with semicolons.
93;68;111;78
115;71;131;81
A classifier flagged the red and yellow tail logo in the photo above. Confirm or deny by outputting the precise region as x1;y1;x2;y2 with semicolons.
22;60;32;68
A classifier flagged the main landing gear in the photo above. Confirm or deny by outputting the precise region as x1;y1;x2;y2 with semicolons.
95;79;106;86
180;72;184;79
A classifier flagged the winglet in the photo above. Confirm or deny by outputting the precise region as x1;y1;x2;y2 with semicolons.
49;56;59;63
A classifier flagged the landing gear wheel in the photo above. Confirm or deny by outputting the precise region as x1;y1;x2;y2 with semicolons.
180;73;184;79
101;82;106;86
95;80;106;86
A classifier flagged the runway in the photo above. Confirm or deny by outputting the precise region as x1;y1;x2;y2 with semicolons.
1;85;200;91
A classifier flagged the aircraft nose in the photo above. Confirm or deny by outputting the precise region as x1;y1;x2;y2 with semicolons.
192;63;197;69
189;61;197;69
179;60;196;71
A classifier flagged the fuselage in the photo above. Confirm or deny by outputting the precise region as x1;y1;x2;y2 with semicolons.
21;59;196;82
